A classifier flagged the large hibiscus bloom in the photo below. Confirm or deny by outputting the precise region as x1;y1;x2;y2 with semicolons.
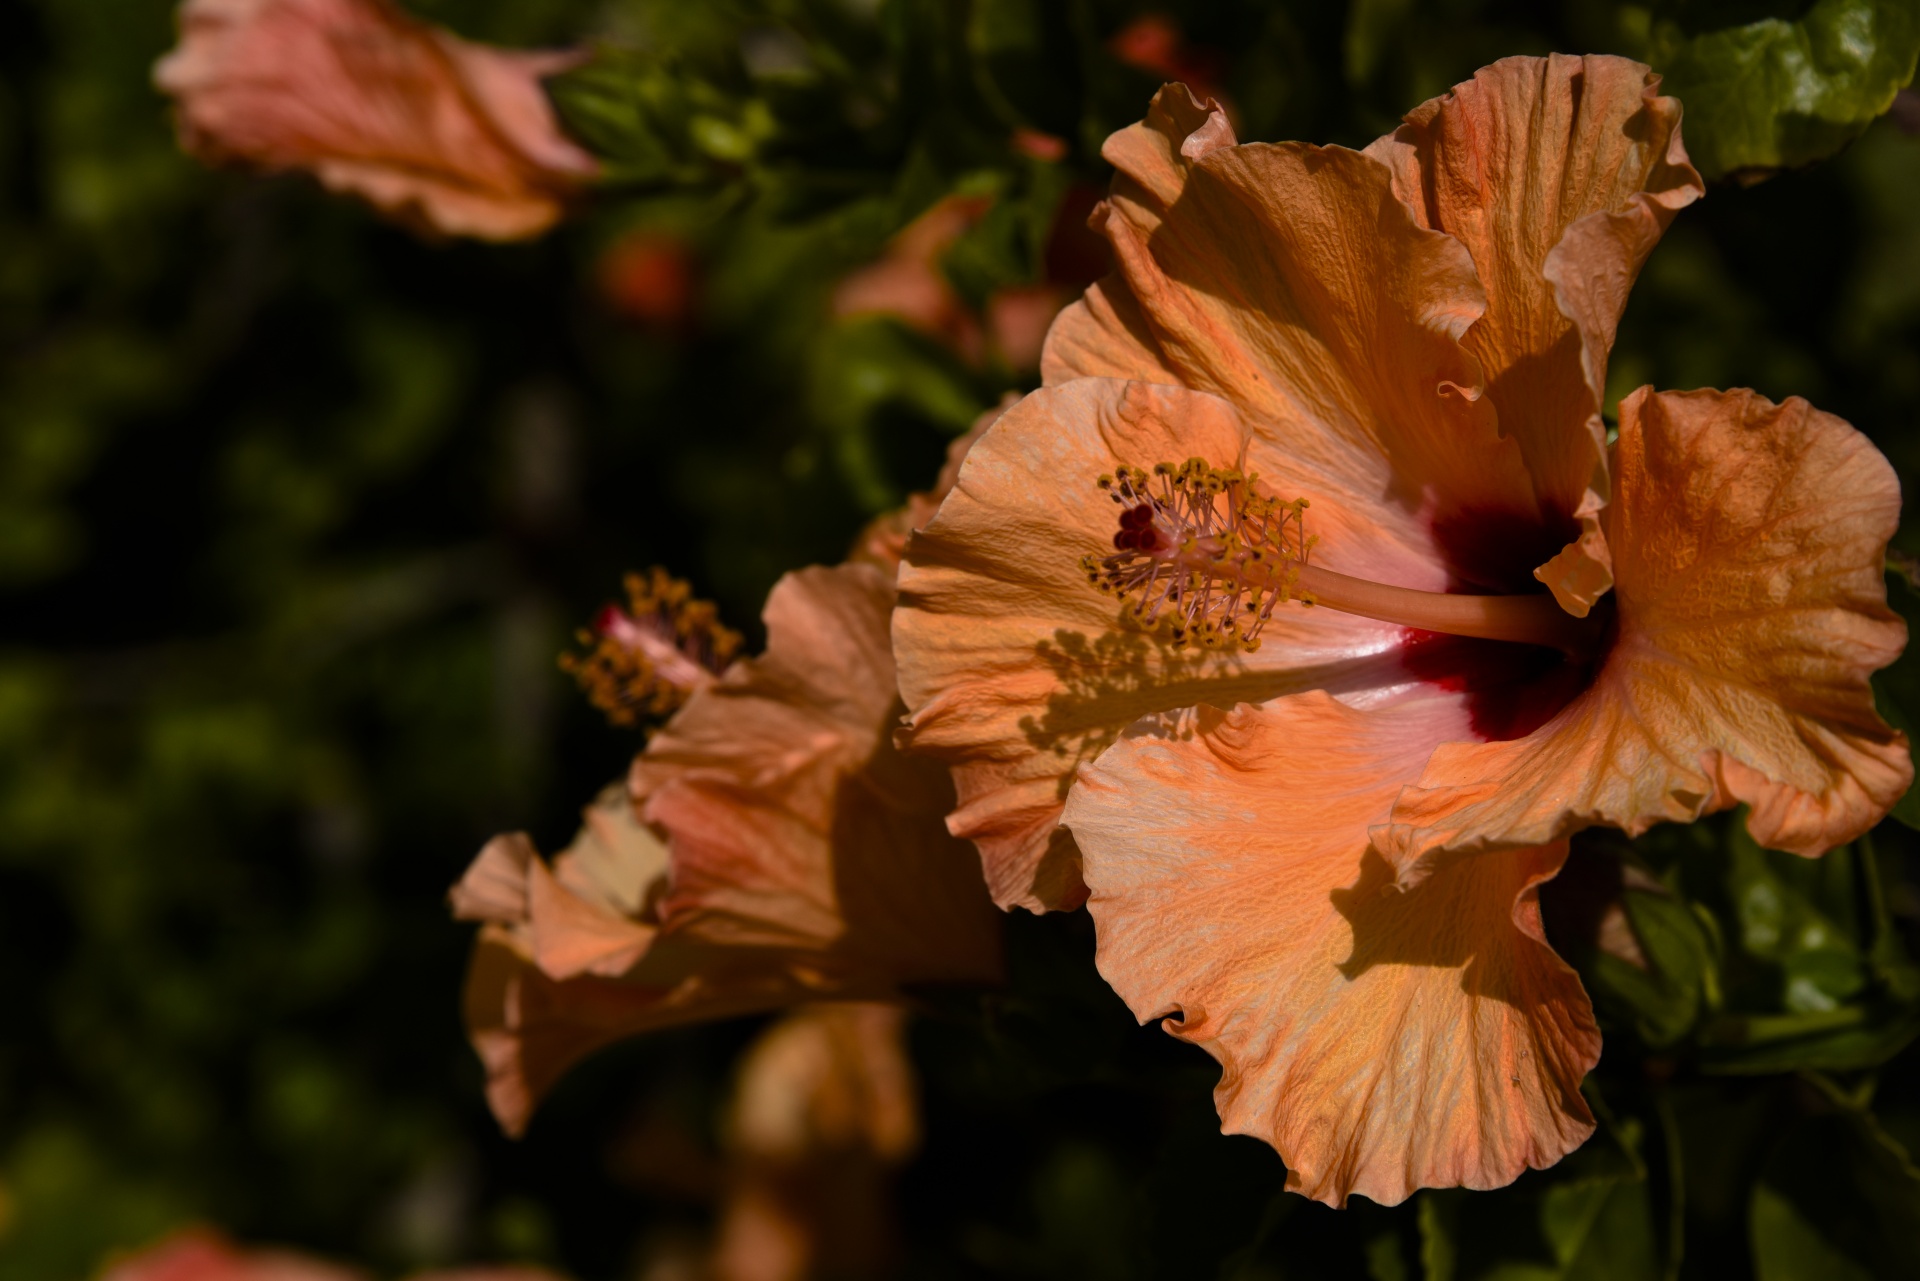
892;56;1910;1204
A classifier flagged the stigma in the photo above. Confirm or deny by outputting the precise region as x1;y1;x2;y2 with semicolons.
1082;460;1603;656
561;568;743;727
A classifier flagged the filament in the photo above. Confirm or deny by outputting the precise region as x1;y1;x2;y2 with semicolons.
1081;460;1602;656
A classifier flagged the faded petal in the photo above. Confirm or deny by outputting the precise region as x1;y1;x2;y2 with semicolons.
1066;692;1599;1206
726;1003;918;1163
896;379;1429;911
637;563;1003;984
832;194;991;364
462;925;862;1138
1365;55;1703;614
1042;83;1544;534
154;0;596;241
1382;388;1911;874
716;1004;916;1281
99;1229;365;1281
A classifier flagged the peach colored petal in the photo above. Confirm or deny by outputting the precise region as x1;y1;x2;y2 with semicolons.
1041;84;1546;533
1065;692;1599;1207
449;784;658;980
100;1229;366;1281
896;377;1458;911
462;924;865;1138
715;1004;916;1281
1038;276;1175;385
1380;388;1911;876
637;564;1002;984
1365;55;1704;614
153;0;596;241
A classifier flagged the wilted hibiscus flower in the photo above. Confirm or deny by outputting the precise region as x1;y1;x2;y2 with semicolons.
99;1226;565;1281
154;0;597;240
452;422;1006;1133
714;1003;920;1281
892;56;1910;1204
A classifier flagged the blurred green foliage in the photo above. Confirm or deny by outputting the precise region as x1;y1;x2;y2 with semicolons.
2;0;1919;1277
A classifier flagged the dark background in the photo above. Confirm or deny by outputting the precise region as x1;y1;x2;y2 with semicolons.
3;1;1919;1277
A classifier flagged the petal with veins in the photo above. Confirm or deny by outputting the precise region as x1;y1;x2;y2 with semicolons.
1067;691;1599;1206
1381;388;1910;876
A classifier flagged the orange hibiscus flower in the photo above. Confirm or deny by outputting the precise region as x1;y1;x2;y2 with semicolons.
154;0;597;240
892;56;1910;1204
453;556;1000;1135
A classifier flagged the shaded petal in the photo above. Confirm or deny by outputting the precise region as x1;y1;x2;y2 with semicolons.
896;379;1428;911
637;563;1003;985
100;1229;365;1281
1366;55;1703;612
153;0;595;241
1382;388;1910;873
461;925;867;1138
1066;691;1599;1207
1048;84;1546;539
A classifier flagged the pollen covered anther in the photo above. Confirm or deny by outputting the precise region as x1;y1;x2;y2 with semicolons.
1083;461;1603;656
1083;459;1313;652
561;568;743;727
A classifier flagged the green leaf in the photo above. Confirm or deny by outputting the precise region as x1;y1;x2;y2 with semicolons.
1603;890;1721;1046
1689;824;1920;1072
966;0;1081;135
1413;1089;1664;1281
1750;1106;1920;1280
807;318;987;510
1647;0;1920;182
548;50;767;189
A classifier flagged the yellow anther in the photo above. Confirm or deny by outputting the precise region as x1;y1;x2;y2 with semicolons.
560;567;741;728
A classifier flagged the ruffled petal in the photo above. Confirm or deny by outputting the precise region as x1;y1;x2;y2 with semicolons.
896;378;1429;911
98;1229;366;1281
1039;275;1175;385
1049;84;1548;541
637;563;1003;984
1365;55;1703;613
449;784;659;981
1381;388;1910;874
1065;691;1600;1206
461;925;861;1138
